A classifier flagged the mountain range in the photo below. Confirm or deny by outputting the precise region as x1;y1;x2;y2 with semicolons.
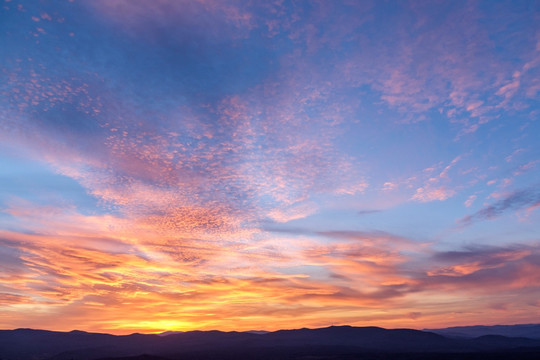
1;324;540;360
426;323;540;339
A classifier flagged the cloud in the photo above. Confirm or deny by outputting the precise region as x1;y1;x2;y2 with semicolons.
497;79;520;98
0;293;34;305
417;244;540;297
427;245;532;277
410;156;463;203
299;230;422;296
317;230;418;248
407;311;422;320
459;187;540;225
2;0;540;333
0;198;426;331
464;194;477;208
412;186;455;202
267;202;319;223
382;182;397;192
357;209;382;216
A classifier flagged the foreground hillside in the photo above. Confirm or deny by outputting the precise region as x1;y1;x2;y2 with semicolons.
1;325;540;360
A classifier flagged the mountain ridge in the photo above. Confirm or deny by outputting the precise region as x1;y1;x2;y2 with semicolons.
2;325;540;360
425;323;540;339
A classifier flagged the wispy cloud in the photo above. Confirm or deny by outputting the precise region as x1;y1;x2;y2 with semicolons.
357;209;382;216
410;156;462;202
460;187;540;225
418;244;540;296
464;195;477;208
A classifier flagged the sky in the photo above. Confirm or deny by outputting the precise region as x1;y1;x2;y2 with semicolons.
1;0;540;335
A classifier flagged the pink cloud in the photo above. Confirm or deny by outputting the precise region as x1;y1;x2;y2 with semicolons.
408;157;463;203
382;182;397;192
412;186;455;202
496;79;520;98
267;202;319;223
464;195;477;208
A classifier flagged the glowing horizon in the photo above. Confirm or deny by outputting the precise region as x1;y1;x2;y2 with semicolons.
1;0;540;335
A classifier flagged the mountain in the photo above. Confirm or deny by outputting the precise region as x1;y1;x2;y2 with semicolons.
426;324;540;339
157;331;183;337
1;325;540;360
244;330;269;335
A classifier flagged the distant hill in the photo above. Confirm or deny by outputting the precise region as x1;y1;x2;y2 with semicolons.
426;324;540;339
157;331;183;337
1;325;540;360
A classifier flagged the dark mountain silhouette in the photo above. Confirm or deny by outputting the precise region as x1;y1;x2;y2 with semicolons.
157;331;183;337
97;356;169;360
1;325;540;360
426;324;540;339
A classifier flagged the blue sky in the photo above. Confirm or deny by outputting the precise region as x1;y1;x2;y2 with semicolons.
1;0;540;333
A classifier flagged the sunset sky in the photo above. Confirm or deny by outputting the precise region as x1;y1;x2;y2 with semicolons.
1;0;540;334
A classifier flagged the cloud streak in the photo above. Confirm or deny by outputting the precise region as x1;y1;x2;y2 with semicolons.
460;187;540;225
